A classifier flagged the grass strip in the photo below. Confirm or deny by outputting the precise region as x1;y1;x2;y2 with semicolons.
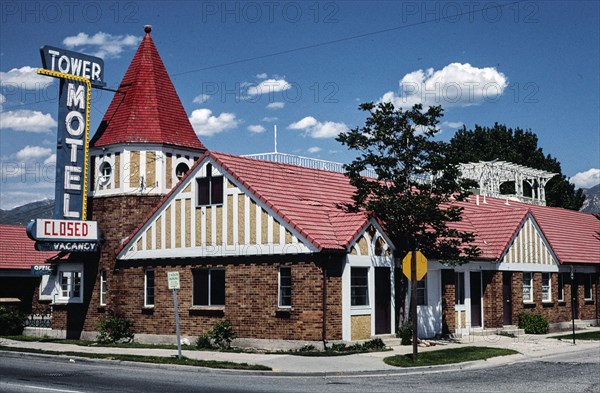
549;331;600;341
384;346;518;368
0;345;271;371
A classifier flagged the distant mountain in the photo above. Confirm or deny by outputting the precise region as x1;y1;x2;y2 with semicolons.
581;184;600;214
0;199;54;226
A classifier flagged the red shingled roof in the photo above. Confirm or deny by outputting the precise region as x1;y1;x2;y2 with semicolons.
211;152;368;251
453;196;600;264
0;225;58;270
91;27;205;150
116;152;600;264
116;151;369;256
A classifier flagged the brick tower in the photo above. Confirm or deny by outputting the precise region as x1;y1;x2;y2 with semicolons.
53;26;206;338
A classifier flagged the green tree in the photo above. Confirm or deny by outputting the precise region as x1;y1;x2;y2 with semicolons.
337;102;480;359
448;123;585;210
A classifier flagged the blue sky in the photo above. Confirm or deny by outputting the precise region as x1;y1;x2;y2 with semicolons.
1;0;599;209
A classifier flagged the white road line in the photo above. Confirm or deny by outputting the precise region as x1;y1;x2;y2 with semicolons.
0;382;86;393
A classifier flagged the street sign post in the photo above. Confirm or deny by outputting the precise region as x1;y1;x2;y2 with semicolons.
402;250;428;362
402;251;427;281
167;271;182;358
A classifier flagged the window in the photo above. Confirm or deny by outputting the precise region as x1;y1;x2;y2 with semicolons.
55;265;83;303
542;273;551;302
416;274;427;306
523;272;533;302
584;274;593;300
455;272;465;305
278;267;292;308
196;164;223;206
145;269;155;307
98;162;112;186
351;267;369;306
175;162;189;180
99;270;107;306
193;269;225;306
557;273;565;302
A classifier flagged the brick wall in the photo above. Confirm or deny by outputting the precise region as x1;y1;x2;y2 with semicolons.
502;271;598;325
51;195;162;337
482;271;503;328
112;255;343;341
441;269;455;334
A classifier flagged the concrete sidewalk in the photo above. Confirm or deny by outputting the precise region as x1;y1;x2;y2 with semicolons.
1;329;599;375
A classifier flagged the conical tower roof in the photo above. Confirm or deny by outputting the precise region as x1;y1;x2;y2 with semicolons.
91;26;205;151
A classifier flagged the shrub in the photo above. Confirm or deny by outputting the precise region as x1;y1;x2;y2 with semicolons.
362;338;386;350
0;306;27;336
330;342;347;352
97;313;134;344
209;320;236;349
195;334;214;349
518;312;549;334
397;322;413;345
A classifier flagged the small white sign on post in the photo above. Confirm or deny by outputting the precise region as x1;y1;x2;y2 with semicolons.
167;271;182;358
167;271;180;290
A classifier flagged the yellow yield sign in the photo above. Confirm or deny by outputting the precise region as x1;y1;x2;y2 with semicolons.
402;251;427;281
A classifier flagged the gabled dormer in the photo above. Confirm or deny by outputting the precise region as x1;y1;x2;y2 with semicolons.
89;26;205;197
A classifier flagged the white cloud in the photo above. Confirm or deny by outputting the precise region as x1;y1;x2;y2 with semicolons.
44;154;56;166
247;124;266;133
193;94;211;104
188;109;238;137
0;110;57;133
570;168;600;189
307;146;322;154
0;66;54;89
380;63;508;109
289;116;348;139
247;79;291;96
63;32;141;59
262;116;278;122
441;121;464;129
0;94;4;110
266;102;285;110
16;145;52;160
256;73;268;79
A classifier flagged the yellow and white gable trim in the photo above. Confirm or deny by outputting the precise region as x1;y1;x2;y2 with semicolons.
497;213;559;272
118;157;317;260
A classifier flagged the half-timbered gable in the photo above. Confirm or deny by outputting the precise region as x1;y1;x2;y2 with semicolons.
498;213;559;271
118;155;316;260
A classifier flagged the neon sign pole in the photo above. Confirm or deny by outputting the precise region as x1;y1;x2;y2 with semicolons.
37;68;92;220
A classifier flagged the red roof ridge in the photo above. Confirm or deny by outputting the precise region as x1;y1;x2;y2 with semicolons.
91;26;205;151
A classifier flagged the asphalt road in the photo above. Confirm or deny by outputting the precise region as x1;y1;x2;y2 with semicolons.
0;348;598;393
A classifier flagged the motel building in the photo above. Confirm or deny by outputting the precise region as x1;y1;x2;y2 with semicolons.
2;27;598;346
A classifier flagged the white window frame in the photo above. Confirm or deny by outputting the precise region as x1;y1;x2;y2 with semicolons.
350;267;370;307
557;273;565;302
144;269;155;307
98;161;112;186
278;266;292;308
416;274;428;306
584;274;593;301
523;272;533;303
192;268;225;307
99;270;107;306
541;272;551;302
54;264;84;304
